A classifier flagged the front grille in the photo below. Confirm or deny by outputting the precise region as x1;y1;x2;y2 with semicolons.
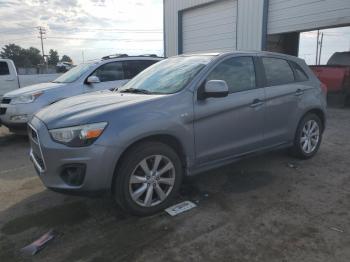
1;98;11;104
0;108;6;115
31;128;38;142
29;125;38;143
32;151;45;171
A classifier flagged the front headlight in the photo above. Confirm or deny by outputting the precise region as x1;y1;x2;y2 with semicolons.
11;92;43;104
49;122;108;147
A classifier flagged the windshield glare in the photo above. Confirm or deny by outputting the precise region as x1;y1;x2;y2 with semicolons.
53;62;95;83
119;56;213;94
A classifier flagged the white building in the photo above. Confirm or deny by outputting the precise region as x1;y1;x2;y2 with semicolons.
163;0;350;57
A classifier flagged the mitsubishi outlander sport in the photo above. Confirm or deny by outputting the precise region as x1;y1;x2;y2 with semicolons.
28;52;327;216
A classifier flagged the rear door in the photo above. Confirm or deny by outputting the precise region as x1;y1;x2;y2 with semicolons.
123;60;159;80
194;56;266;164
85;61;127;92
260;56;301;145
0;61;18;97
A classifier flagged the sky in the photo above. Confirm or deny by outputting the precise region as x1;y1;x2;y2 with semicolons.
0;0;163;64
299;26;350;65
0;0;349;65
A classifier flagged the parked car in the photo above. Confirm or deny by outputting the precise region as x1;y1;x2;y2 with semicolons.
56;61;74;72
0;54;162;133
310;51;350;106
28;51;326;216
0;59;20;98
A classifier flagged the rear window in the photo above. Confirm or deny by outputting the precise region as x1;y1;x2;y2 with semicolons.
290;62;308;82
262;57;295;86
0;61;10;75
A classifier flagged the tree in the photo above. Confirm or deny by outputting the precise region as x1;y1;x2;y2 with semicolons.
61;55;72;63
48;49;59;65
24;47;42;66
0;44;42;67
0;44;26;67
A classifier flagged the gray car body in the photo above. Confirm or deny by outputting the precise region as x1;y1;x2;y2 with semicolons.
0;57;162;130
29;51;327;193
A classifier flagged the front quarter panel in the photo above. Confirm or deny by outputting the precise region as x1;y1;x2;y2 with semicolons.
94;91;195;180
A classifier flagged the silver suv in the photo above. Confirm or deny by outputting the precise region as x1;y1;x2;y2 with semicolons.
28;52;327;216
0;54;162;133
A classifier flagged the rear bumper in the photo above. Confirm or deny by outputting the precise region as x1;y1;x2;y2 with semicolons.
28;117;122;194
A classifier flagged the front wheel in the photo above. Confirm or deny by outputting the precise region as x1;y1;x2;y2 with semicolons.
290;113;323;159
113;141;183;216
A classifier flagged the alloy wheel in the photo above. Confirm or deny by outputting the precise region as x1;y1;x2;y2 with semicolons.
300;119;320;154
128;155;176;207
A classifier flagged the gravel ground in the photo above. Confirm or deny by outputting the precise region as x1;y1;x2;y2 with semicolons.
0;108;350;262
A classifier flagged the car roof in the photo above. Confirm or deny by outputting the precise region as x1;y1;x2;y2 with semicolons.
178;51;303;62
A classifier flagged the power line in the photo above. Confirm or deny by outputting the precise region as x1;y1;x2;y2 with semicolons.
45;36;162;42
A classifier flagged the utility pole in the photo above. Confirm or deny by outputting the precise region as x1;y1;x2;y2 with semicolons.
318;33;324;65
37;26;46;64
315;30;320;65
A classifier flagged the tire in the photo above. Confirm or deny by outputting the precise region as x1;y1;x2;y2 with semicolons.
290;113;323;159
113;141;183;216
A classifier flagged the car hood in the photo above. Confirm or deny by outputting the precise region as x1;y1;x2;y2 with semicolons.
35;92;163;129
4;82;67;97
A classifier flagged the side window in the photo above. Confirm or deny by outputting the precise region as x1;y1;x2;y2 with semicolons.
206;56;256;93
290;61;309;82
262;57;295;86
92;62;124;82
0;62;10;75
124;60;158;79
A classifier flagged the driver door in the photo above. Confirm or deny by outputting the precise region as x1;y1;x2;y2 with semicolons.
85;61;128;92
194;56;266;164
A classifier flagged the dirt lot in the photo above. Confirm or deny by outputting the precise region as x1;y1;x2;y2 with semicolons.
1;108;350;262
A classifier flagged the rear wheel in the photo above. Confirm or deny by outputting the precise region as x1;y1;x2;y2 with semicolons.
290;113;323;159
114;142;183;216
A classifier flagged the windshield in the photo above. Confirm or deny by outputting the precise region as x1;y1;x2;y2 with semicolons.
118;56;213;94
53;62;95;83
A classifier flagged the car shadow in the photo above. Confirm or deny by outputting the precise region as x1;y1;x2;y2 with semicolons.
0;132;29;147
0;150;291;261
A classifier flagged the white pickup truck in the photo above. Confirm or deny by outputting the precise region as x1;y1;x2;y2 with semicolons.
0;59;20;98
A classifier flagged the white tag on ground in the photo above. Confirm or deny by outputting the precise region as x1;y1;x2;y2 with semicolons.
165;201;197;216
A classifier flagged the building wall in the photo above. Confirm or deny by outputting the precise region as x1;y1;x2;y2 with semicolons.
164;0;216;57
164;0;266;57
268;0;350;34
236;0;265;50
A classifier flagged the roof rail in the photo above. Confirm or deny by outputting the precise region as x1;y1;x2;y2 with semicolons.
101;54;128;60
101;54;164;60
140;54;158;57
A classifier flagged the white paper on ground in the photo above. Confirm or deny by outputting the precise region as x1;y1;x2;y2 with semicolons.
165;201;197;216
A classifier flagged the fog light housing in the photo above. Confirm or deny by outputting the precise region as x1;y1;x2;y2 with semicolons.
10;114;28;121
60;164;86;186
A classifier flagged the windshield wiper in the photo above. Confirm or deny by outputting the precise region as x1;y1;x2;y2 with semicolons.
119;88;152;94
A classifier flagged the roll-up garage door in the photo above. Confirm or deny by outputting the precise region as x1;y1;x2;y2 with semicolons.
182;0;237;54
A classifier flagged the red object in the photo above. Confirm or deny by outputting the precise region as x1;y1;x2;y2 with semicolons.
310;52;350;94
310;65;350;93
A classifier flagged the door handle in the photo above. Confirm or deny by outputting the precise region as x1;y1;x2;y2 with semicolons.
250;99;264;108
295;89;304;96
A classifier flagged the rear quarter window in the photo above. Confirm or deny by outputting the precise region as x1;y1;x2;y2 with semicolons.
0;61;10;75
262;57;295;86
290;61;309;82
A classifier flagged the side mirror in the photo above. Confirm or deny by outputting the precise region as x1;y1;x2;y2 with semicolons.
202;80;229;99
86;76;100;84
